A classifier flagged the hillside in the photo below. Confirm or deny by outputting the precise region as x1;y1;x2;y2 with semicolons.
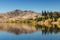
0;9;41;22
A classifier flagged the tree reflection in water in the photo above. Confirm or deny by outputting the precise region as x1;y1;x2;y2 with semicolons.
35;24;60;35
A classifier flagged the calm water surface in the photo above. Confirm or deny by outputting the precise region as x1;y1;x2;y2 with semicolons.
0;23;60;40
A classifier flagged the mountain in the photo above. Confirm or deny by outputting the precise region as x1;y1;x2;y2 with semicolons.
0;9;41;22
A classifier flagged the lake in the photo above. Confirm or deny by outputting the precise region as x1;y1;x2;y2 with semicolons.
0;23;60;40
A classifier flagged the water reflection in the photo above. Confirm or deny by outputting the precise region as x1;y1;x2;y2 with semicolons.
0;23;36;35
35;24;60;35
0;23;60;35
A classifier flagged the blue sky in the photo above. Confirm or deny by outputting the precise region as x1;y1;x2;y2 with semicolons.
0;0;60;12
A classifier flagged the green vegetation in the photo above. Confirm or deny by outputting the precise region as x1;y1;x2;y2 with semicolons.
35;16;42;22
6;11;60;26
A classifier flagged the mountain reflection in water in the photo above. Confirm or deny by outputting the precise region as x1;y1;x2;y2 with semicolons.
0;23;60;35
0;23;36;35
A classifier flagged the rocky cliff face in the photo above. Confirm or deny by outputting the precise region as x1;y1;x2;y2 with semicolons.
0;9;41;22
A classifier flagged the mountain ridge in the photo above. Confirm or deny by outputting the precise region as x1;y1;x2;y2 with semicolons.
0;9;41;22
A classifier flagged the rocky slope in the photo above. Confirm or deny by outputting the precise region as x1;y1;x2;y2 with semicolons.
0;9;41;22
